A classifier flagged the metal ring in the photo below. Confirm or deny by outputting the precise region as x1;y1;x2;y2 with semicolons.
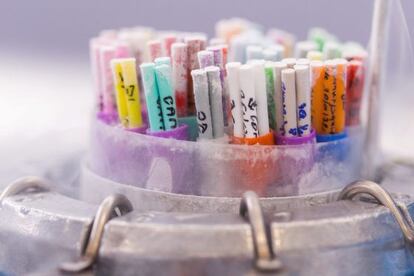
0;176;50;204
338;180;414;244
240;191;282;272
60;193;133;273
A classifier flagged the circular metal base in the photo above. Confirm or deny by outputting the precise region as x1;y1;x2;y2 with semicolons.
1;161;414;275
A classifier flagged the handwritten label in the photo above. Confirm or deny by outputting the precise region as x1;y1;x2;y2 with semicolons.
197;111;208;134
126;84;136;101
281;82;287;135
113;67;129;127
230;99;236;124
114;72;123;111
281;81;296;135
322;66;337;134
156;98;165;130
241;89;258;138
297;103;309;136
121;60;143;128
162;96;177;129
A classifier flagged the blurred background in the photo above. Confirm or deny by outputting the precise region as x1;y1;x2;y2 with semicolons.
1;0;413;58
0;0;413;188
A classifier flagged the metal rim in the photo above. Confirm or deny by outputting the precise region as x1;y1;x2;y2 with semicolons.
239;191;282;272
60;193;133;273
0;176;50;204
338;180;414;244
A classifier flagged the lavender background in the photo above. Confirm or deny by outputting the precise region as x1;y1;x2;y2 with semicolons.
0;0;412;58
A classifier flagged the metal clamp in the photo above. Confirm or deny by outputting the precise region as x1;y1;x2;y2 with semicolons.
0;176;50;204
338;180;414;244
60;193;133;273
240;191;282;272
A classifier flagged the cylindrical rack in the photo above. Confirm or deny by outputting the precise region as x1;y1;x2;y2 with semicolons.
1;161;414;275
87;118;364;199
